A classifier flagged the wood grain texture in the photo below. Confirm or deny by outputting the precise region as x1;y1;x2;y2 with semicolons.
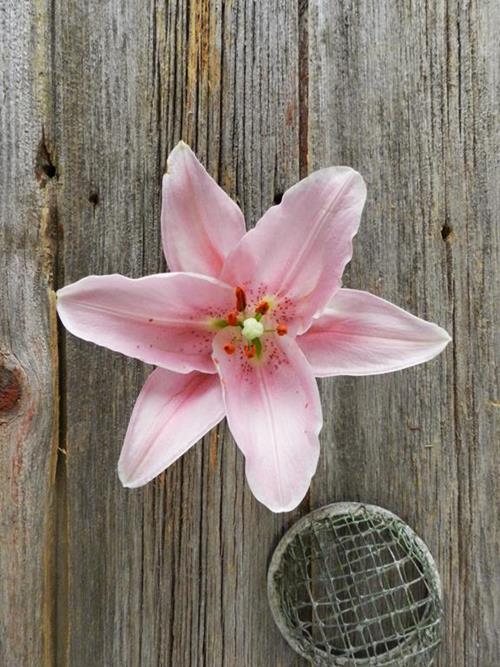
308;1;500;665
54;1;303;666
0;1;59;665
0;0;498;665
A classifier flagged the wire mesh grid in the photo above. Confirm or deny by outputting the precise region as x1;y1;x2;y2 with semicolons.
267;503;442;666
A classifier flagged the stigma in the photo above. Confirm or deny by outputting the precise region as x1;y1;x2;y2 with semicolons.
242;317;264;341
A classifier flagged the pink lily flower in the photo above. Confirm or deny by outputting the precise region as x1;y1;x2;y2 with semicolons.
57;142;450;512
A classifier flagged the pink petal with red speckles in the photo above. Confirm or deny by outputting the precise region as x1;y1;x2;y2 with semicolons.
212;330;322;513
161;142;246;278
118;368;225;487
57;272;234;374
298;288;451;376
220;167;366;334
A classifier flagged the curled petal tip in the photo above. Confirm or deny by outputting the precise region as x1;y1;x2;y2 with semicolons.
117;460;142;488
430;322;452;348
117;460;155;489
117;469;133;489
265;496;307;514
165;141;188;174
171;139;190;154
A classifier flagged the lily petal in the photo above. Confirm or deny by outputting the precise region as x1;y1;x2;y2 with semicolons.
118;369;225;487
212;331;322;512
162;142;246;278
220;167;366;334
298;288;451;376
57;272;234;374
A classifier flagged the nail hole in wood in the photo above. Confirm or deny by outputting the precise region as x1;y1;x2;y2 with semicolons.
441;223;453;242
88;191;99;205
273;192;283;205
35;133;57;185
43;163;56;178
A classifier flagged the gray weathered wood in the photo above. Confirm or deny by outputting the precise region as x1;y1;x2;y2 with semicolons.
309;1;500;665
0;1;58;665
54;1;303;666
1;0;498;665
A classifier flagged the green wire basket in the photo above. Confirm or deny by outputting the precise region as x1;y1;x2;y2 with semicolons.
267;503;442;666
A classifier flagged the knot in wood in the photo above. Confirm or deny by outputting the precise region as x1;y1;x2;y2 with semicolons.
0;364;22;413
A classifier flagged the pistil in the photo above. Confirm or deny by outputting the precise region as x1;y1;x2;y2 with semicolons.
242;317;264;341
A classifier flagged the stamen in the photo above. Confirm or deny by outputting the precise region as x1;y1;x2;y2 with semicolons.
235;286;247;312
255;300;270;316
276;323;288;336
223;342;236;355
244;344;256;359
226;310;239;326
212;318;229;330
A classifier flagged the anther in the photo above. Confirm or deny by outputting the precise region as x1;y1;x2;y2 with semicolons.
276;323;288;336
235;286;247;312
244;344;256;359
255;300;270;316
224;342;236;355
226;311;239;326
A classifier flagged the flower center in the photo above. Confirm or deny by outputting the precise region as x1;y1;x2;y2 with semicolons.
213;287;289;360
242;317;264;341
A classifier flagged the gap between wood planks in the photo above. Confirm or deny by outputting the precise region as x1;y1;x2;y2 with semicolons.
35;124;69;665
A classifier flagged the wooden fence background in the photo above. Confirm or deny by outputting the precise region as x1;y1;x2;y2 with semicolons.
1;0;498;665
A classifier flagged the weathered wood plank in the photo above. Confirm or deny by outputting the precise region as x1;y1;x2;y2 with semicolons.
308;1;499;665
55;1;304;665
0;1;59;664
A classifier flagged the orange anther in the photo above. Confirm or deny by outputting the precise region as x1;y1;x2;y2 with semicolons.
243;344;256;359
276;323;288;336
226;310;239;326
255;300;270;315
223;342;236;355
235;286;247;312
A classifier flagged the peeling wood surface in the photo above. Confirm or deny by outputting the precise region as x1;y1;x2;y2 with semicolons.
1;1;498;666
